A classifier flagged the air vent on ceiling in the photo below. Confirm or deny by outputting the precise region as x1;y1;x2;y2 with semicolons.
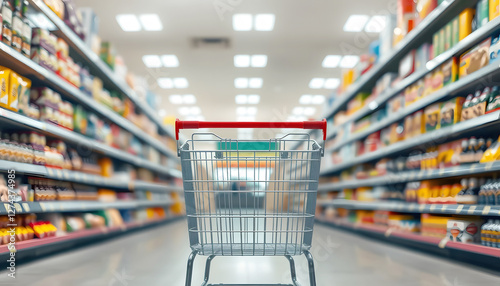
192;37;231;49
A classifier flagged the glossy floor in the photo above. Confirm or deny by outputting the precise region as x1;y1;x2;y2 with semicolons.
0;219;499;285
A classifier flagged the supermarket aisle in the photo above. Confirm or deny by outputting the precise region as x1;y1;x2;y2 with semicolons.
1;220;499;286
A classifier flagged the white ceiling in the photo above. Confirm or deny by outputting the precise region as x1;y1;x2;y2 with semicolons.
75;0;394;139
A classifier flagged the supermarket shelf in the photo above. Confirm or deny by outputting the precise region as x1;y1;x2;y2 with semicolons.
28;0;175;141
322;0;469;120
327;63;500;154
321;110;500;175
0;199;173;215
0;216;183;266
0;159;181;192
328;15;500;138
133;180;183;192
0;108;181;177
319;199;500;217
319;161;500;191
0;42;177;160
316;217;500;270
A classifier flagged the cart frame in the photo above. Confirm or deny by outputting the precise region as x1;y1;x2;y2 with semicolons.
176;119;326;286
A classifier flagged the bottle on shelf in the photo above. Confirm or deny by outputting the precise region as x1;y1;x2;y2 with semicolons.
481;219;493;247
493;220;500;248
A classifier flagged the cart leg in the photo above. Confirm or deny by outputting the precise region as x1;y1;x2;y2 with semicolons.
285;255;301;286
185;250;198;286
303;250;316;286
200;255;216;286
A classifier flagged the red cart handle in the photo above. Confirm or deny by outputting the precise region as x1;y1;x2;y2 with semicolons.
175;119;327;141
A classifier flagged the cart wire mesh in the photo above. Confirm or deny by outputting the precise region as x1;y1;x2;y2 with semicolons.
179;133;323;256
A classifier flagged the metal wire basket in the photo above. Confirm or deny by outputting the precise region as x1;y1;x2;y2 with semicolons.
176;120;326;286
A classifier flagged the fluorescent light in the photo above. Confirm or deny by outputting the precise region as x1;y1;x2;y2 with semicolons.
309;78;325;89
322;55;341;68
235;95;247;104
139;14;163;31
189;107;201;115
299;95;312;105
249;78;263;88
293;107;304;115
158;78;173;89
174;78;188;88
251;55;267;67
183;94;196;104
248;95;260;104
235;78;249;89
236;107;257;115
255;14;275;31
312;95;325;104
161;55;179;67
233;14;253;31
324;78;340;89
116;14;141;32
365;15;386;33
340;55;359;68
142;55;162;68
178;107;190;116
343;14;369;32
235;95;260;104
169;95;183;104
304;107;316;116
234;55;251;67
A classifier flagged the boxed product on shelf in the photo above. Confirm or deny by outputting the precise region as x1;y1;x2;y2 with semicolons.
480;135;500;162
459;8;475;41
447;218;483;243
100;42;116;70
0;66;31;111
31;87;75;130
440;97;464;127
44;0;65;19
2;0;13;46
29;221;57;238
424;103;441;131
399;50;415;78
421;214;450;238
62;0;85;38
31;46;59;73
491;0;500;20
442;57;458;86
73;184;98;200
477;0;490;29
31;28;57;55
459;37;491;79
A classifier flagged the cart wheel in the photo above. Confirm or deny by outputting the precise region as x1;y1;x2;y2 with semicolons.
185;250;198;286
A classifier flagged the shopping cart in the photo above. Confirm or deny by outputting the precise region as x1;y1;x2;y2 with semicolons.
176;119;326;286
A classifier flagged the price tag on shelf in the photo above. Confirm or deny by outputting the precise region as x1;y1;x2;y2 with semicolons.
482;206;491;215
419;205;426;212
430;205;437;211
56;169;63;178
470;164;477;172
46;168;54;177
13;203;22;213
418;170;425;179
439;169;445;176
441;205;448;212
48;204;55;212
409;204;416;211
40;123;46;131
456;205;464;214
409;173;416;180
62;171;69;180
438;238;450;249
39;203;46;212
467;205;477;214
384;228;394;238
22;203;30;212
485;162;495;171
83;175;89;182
